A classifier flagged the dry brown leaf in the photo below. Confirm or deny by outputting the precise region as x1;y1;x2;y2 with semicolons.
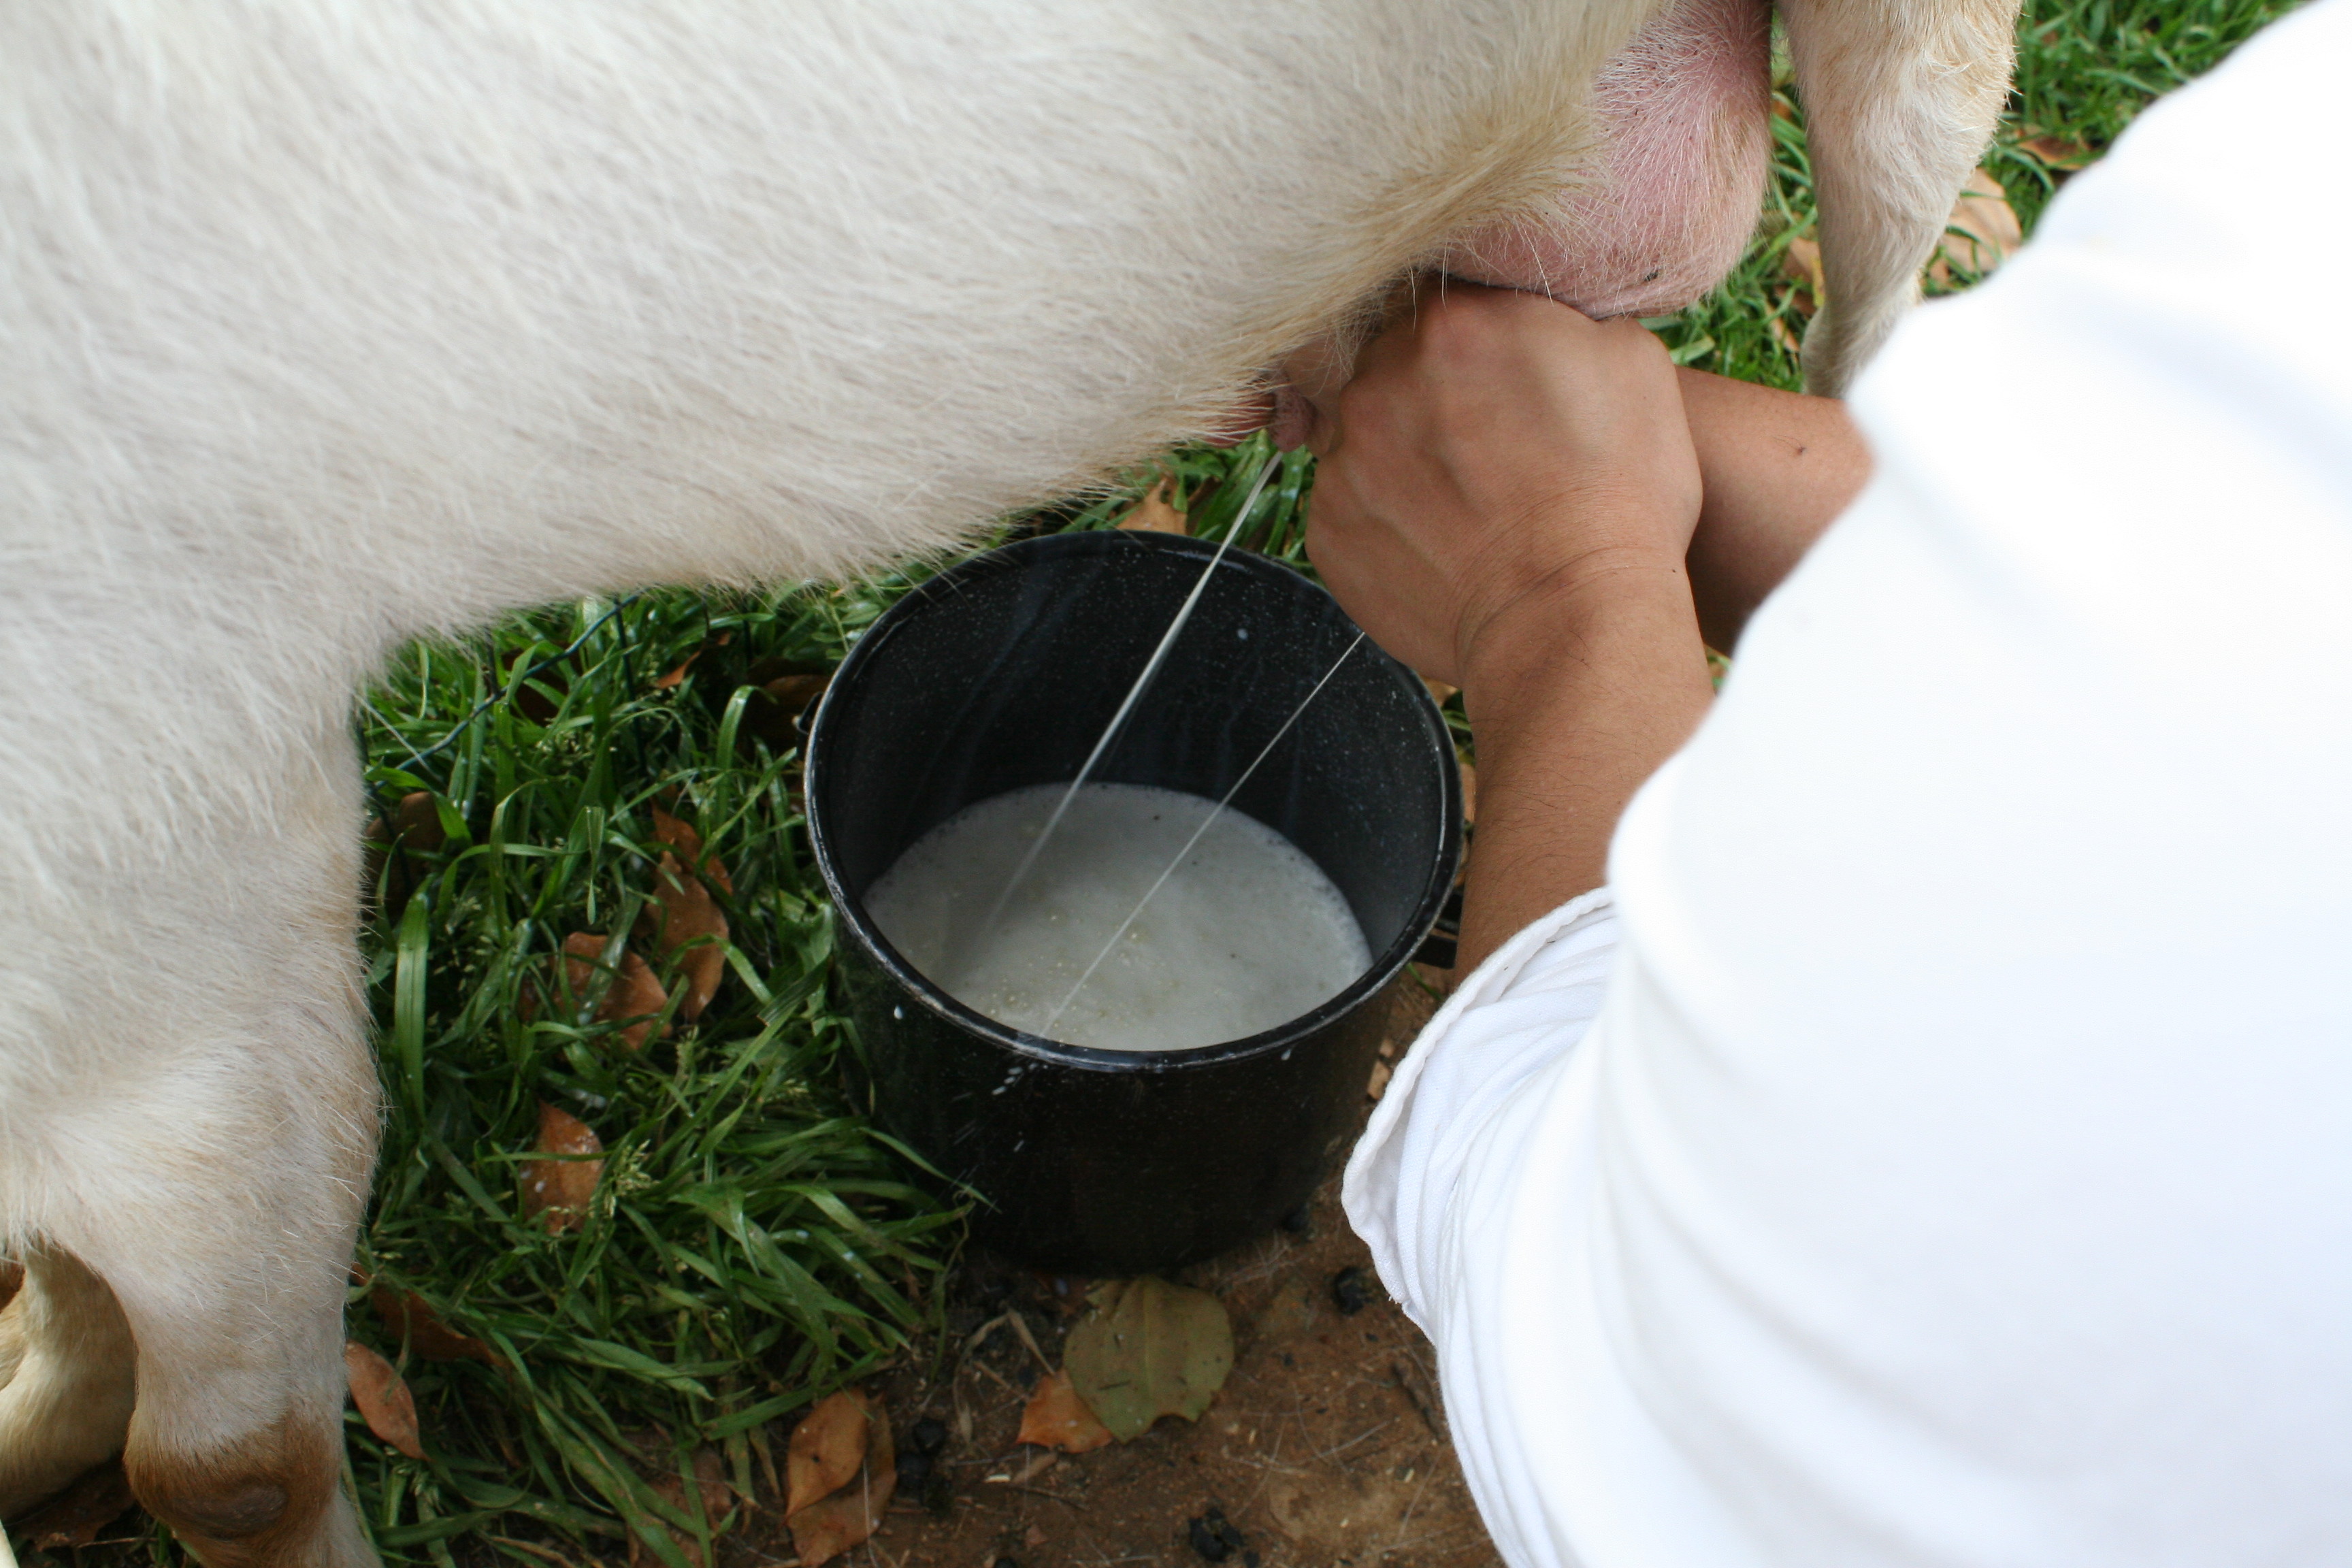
370;1286;506;1367
1367;1058;1394;1101
626;1451;735;1568
628;1482;704;1568
502;649;565;725
363;791;449;912
344;1341;426;1459
689;1448;732;1521
644;852;728;1021
1782;235;1824;318
649;807;735;896
18;1459;137;1550
2020;133;2090;170
764;672;830;715
362;791;446;853
1017;1368;1114;1454
1769;314;1803;357
1422;677;1458;707
785;1389;872;1514
653;649;703;690
1928;168;2021;284
786;1393;896;1567
558;932;670;1050
519;1101;604;1233
1115;476;1188;534
736;658;832;754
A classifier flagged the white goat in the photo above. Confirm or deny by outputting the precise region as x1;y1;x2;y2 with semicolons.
0;2;2016;1564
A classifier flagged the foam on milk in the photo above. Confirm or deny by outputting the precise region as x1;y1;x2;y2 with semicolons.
864;782;1371;1051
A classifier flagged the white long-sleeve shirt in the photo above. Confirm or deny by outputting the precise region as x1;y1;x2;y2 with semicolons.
1345;5;2352;1564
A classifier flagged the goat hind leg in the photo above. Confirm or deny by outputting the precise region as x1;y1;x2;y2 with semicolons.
56;1015;381;1568
0;1247;140;1518
1781;0;2023;394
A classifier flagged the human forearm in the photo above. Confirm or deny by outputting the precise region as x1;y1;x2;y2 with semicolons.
1454;559;1714;970
1678;368;1872;651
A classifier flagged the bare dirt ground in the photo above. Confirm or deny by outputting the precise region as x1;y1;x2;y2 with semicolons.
721;975;1492;1568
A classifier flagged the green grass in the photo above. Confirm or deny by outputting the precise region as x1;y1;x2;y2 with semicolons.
347;588;957;1568
44;5;2300;1565
305;451;1316;1568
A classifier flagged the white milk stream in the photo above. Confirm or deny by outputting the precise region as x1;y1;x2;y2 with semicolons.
864;782;1371;1051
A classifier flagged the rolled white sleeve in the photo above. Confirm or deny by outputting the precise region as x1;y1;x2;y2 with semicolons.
1346;887;1620;1326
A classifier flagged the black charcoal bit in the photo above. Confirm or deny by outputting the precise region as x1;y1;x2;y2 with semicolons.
910;1416;949;1456
1330;1265;1377;1316
1189;1505;1250;1563
1279;1203;1311;1235
895;1449;932;1491
1188;1516;1231;1563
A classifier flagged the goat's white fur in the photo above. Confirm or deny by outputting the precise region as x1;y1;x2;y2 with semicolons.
0;2;2014;1563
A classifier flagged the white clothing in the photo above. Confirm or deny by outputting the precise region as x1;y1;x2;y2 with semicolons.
1345;5;2352;1565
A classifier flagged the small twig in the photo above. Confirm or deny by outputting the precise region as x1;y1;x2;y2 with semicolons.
487;1538;581;1568
1313;1418;1396;1465
966;1356;1024;1399
1002;1309;1054;1373
1389;1467;1437;1548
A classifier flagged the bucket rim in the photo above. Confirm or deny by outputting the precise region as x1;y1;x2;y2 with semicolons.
804;528;1463;1076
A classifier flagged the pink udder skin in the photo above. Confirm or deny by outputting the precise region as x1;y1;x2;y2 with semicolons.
1448;0;1773;320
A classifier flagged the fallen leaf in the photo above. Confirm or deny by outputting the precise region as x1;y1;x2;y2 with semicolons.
519;1102;604;1233
763;672;830;715
1422;678;1457;706
785;1389;872;1515
1017;1368;1115;1453
653;649;703;690
650;807;734;896
362;791;446;853
363;791;450;912
1782;234;1825;318
18;1459;137;1550
370;1286;506;1367
626;1450;735;1568
689;1448;732;1520
739;658;834;754
559;932;670;1050
344;1341;425;1458
1769;314;1803;356
643;853;728;1021
1062;1277;1234;1441
1366;1058;1394;1101
1928;168;2021;284
2019;133;2090;170
1115;475;1188;534
0;1257;21;1313
787;1396;896;1567
502;649;565;725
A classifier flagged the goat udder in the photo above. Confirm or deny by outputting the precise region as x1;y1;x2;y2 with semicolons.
1448;0;1774;321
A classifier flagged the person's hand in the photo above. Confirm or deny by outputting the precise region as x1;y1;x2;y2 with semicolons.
1290;281;1702;688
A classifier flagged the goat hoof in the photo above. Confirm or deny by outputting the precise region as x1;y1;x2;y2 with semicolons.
157;1480;291;1539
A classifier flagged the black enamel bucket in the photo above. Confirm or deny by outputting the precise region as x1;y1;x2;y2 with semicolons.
805;529;1460;1275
